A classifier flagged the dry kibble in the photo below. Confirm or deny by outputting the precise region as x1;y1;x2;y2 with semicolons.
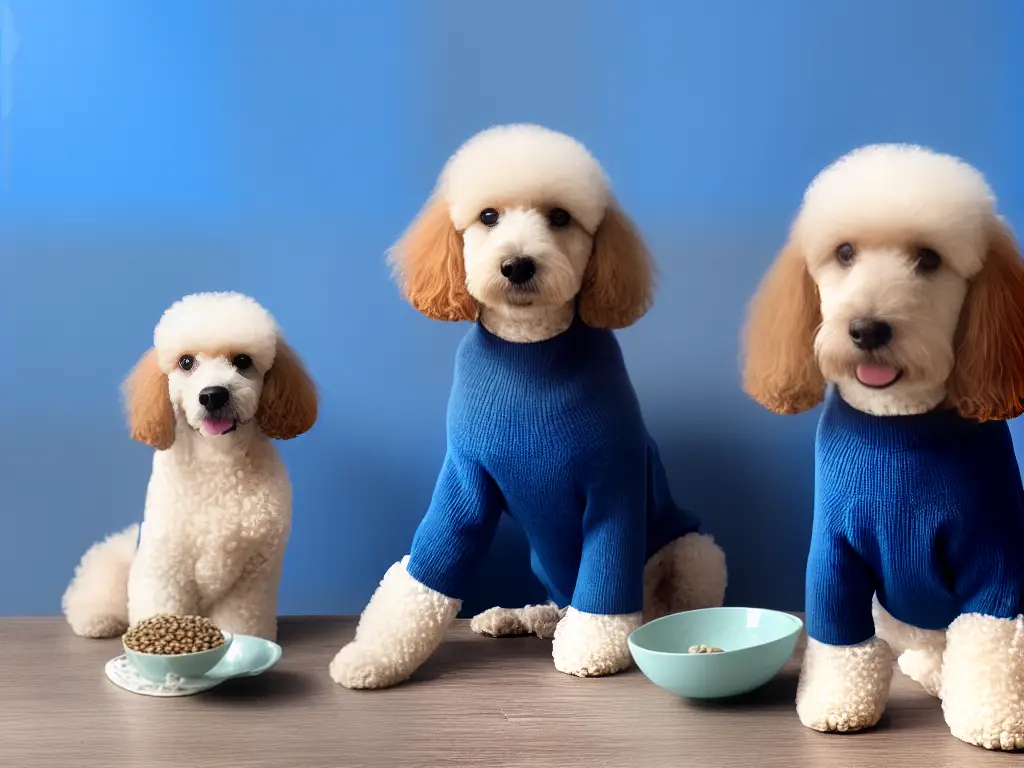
123;614;224;655
687;644;724;654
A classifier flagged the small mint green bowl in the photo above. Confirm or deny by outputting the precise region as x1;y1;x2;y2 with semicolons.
123;632;234;683
628;607;803;699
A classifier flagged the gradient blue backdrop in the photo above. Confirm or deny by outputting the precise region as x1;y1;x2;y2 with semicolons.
2;0;1022;616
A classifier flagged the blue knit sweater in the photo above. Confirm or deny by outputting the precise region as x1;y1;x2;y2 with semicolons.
807;386;1024;646
405;315;702;616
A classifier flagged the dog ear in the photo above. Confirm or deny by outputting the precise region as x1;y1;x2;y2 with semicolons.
946;219;1024;422
257;338;318;440
742;234;825;414
388;197;477;322
123;348;175;450
578;201;655;329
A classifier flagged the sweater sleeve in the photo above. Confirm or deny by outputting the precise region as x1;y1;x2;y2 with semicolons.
805;519;877;646
571;454;647;616
405;447;505;600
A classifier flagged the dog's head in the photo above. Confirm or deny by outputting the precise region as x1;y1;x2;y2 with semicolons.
123;292;318;450
388;124;654;331
743;144;1024;421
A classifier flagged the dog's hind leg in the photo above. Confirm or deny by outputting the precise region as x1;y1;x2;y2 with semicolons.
62;524;139;638
470;603;563;639
872;595;945;697
642;532;727;623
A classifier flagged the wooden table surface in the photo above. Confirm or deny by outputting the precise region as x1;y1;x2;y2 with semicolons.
0;616;1017;767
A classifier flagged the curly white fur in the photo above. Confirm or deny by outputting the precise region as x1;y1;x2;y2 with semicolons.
872;596;946;697
552;607;641;677
796;636;893;733
471;603;564;639
62;524;139;637
62;292;316;642
329;558;460;689
124;434;292;639
440;124;610;235
941;614;1024;751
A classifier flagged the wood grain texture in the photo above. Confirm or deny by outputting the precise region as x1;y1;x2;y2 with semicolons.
0;617;1011;767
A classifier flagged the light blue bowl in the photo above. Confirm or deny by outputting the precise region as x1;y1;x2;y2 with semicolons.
124;632;234;683
628;607;803;699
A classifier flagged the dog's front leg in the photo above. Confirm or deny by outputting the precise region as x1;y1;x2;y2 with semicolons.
205;554;280;640
127;537;200;625
330;452;503;689
552;607;641;676
329;557;460;689
552;480;646;677
941;613;1024;750
798;529;892;731
796;636;892;732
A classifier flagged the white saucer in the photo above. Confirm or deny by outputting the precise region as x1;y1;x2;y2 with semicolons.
105;634;283;697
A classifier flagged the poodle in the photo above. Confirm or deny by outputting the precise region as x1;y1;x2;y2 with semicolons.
742;144;1024;750
329;123;727;689
62;292;317;642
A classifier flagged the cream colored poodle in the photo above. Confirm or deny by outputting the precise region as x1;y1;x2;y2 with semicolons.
62;292;317;641
743;144;1024;750
329;124;727;690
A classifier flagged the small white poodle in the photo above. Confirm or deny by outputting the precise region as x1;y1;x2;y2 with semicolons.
329;124;727;689
62;292;318;641
743;145;1024;750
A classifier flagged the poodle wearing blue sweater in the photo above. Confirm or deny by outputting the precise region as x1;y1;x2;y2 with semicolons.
743;145;1024;751
330;125;726;688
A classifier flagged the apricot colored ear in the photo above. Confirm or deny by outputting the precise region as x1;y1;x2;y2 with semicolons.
946;220;1024;421
578;201;655;329
123;348;175;450
388;198;476;321
257;339;318;439
742;235;824;414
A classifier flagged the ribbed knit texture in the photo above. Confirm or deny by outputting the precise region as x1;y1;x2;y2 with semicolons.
406;314;702;616
807;386;1024;646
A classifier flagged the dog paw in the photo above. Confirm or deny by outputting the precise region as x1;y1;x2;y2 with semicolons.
471;604;562;639
471;607;528;638
552;607;640;677
942;614;1024;751
68;613;128;639
797;636;892;733
329;642;409;690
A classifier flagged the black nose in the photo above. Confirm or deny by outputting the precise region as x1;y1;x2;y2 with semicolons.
198;386;230;411
849;318;893;351
500;257;536;285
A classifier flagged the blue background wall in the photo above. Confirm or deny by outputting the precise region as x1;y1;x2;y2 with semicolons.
1;0;1021;615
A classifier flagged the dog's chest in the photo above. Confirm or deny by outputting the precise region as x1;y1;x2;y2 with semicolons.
448;363;641;493
146;451;290;561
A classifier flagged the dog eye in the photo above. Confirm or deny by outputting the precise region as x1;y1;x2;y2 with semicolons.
178;355;195;372
232;354;253;371
479;208;499;227
548;208;571;228
915;247;942;273
835;242;855;266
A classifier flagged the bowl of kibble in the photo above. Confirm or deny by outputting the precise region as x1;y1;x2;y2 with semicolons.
122;614;232;683
628;607;803;700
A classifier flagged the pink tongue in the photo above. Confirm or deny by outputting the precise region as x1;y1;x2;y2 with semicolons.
203;418;235;436
856;363;899;387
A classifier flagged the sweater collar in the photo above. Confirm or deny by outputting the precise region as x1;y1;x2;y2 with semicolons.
822;385;977;450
